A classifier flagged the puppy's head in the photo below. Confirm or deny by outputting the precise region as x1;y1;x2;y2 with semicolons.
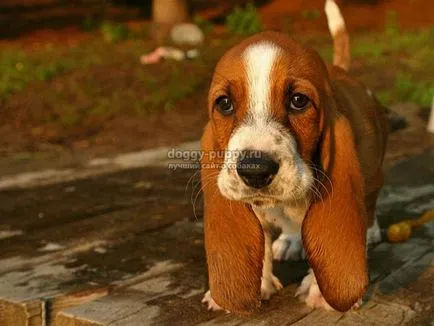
210;32;329;208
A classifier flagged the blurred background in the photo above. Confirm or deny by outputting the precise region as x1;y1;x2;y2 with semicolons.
0;0;433;171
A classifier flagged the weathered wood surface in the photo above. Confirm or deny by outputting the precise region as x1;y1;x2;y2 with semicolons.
0;151;433;325
0;167;201;326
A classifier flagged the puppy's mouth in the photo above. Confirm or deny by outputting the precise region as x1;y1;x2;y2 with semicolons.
240;194;278;207
237;183;311;207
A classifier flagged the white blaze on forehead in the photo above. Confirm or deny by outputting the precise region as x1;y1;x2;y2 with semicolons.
243;42;281;122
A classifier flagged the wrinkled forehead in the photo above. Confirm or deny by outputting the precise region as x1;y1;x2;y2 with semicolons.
210;33;328;100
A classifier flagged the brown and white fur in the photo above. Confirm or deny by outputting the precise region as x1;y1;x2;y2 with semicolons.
201;0;387;314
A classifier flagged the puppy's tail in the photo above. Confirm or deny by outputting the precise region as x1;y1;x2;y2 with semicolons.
325;0;350;71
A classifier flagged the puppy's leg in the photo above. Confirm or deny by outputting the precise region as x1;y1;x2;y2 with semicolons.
272;216;305;261
367;215;381;246
252;208;284;300
202;290;227;312
295;269;334;310
261;231;283;300
366;185;382;246
296;269;363;311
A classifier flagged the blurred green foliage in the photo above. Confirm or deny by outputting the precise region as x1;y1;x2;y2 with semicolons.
379;74;434;108
100;21;130;43
226;2;263;35
0;35;230;132
193;14;214;35
0;42;108;100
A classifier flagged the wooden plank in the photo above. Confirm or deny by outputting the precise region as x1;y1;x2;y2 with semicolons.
0;241;108;326
55;284;312;326
0;167;199;325
0;299;45;326
56;278;183;326
0;167;197;260
0;213;205;325
378;250;434;294
51;218;211;325
368;239;433;284
56;293;168;326
196;285;312;326
52;260;186;326
292;301;416;326
393;266;434;326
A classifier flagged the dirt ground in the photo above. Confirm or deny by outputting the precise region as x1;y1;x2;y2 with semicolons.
0;0;433;161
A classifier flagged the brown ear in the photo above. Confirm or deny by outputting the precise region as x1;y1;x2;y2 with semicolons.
302;115;369;312
201;123;264;314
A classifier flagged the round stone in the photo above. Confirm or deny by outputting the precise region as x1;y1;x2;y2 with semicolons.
170;23;204;46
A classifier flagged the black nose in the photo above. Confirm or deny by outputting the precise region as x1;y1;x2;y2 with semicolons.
236;151;279;189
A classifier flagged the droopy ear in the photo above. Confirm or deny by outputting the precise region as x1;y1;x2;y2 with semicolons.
201;122;264;314
302;114;369;312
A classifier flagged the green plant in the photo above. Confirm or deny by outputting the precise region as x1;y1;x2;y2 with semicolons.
0;41;112;100
376;74;434;107
193;15;213;35
226;2;263;35
394;73;434;107
301;9;321;20
385;11;400;37
0;50;66;98
100;21;129;43
352;39;385;60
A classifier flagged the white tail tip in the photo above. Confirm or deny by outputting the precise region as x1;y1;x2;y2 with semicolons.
325;0;346;36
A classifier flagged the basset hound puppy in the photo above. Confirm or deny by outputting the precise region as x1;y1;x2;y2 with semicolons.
201;0;388;314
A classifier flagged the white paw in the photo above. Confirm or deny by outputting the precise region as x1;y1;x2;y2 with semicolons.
367;218;382;246
201;290;229;312
272;233;305;261
296;270;363;311
261;274;283;300
295;269;334;311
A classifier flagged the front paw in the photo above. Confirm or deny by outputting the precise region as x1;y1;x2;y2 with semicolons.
295;270;334;311
272;233;305;261
295;270;362;311
261;274;283;300
201;290;229;312
295;273;334;311
367;218;382;246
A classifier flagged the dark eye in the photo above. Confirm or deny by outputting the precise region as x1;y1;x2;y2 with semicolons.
289;93;311;111
216;96;234;116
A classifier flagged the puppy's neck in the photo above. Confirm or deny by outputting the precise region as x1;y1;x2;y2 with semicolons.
253;195;310;227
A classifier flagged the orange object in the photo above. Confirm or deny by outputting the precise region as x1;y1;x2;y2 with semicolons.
387;209;434;242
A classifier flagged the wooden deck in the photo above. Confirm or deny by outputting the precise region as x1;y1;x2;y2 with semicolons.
0;150;433;326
